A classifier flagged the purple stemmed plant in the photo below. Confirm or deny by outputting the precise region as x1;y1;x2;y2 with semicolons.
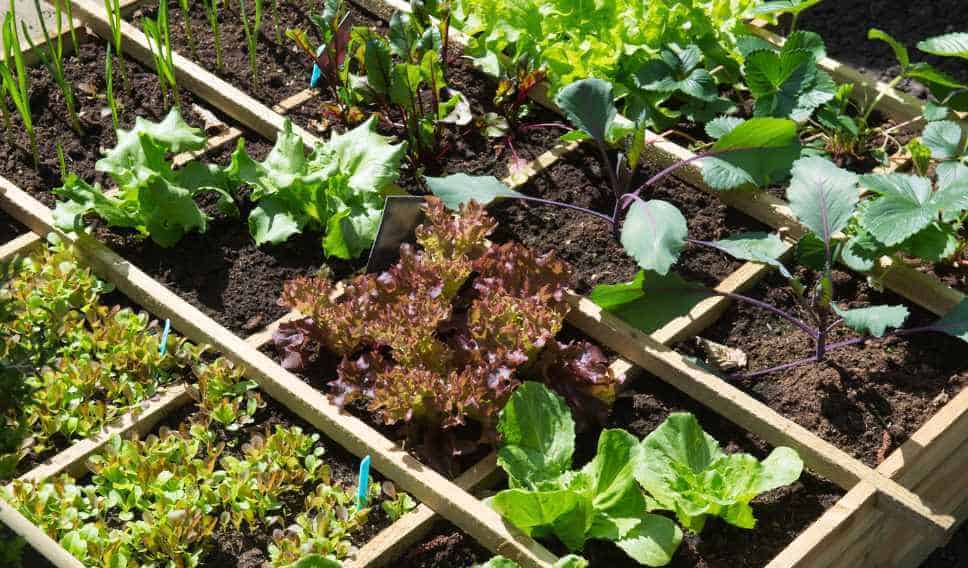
425;78;968;378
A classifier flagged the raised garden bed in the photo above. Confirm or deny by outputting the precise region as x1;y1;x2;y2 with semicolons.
1;0;966;567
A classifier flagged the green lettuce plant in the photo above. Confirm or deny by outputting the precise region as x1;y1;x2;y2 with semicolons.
636;413;803;532
479;555;588;568
53;108;237;248
491;383;682;566
228;117;405;258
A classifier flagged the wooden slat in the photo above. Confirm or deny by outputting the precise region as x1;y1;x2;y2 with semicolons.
0;176;560;568
0;232;41;262
0;500;84;568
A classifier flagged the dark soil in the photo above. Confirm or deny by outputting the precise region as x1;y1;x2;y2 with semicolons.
489;144;771;293
794;0;968;96
401;521;491;567
399;373;843;567
679;268;968;468
922;521;968;567
95;134;365;336
150;393;395;567
0;40;208;207
0;208;25;244
287;51;565;186
130;0;386;108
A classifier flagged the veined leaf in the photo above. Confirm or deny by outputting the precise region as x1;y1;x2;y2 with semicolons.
589;270;709;333
787;157;858;246
858;173;947;246
832;304;909;337
497;382;575;488
701;117;801;190
747;0;823;18
918;32;968;60
868;28;910;69
703;232;791;277
555;78;616;142
614;514;683;567
930;299;968;343
426;174;525;210
921;120;965;160
620;199;688;275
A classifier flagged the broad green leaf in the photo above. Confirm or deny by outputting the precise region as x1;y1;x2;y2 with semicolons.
364;38;393;95
497;382;575;488
921;120;965;160
284;554;342;568
748;0;823;18
555;78;616;142
704;116;745;140
918;32;968;60
754;447;805;494
313;116;406;194
923;101;951;122
744;39;835;122
933;176;968;223
53;175;140;233
868;28;910;68
787;157;859;244
858;173;938;246
704;232;791;277
138;177;208;248
615;514;683;567
491;488;582;533
589;270;709;333
841;231;883;272
702;117;801;190
425;174;525;210
582;429;645;540
832;304;909;337
633;45;718;101
898;223;960;263
620;199;688;275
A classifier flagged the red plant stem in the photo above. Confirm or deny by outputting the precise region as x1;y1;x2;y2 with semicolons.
730;356;820;379
506;195;614;224
710;290;820;339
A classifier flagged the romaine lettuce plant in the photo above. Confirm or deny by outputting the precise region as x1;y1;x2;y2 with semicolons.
273;198;620;469
53;109;237;248
491;382;682;566
636;413;803;532
228;117;405;258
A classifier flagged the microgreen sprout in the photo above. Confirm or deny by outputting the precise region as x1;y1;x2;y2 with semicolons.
177;0;198;59
25;0;82;134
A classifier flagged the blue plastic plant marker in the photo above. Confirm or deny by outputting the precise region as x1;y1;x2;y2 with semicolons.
159;319;171;356
357;455;372;510
310;44;325;87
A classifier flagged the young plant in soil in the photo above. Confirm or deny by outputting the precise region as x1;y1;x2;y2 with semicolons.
273;198;621;472
53;109;237;247
239;0;264;83
176;0;198;59
2;357;408;567
227;116;406;258
869;29;968;113
489;383;803;565
427;78;968;378
0;8;38;168
480;555;589;567
24;0;82;134
105;0;131;91
0;240;194;480
201;0;224;71
104;46;120;131
291;0;471;166
143;0;181;110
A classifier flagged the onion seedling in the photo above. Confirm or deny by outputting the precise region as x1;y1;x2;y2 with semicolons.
104;0;130;92
24;0;82;134
177;0;198;59
143;0;181;110
239;0;263;83
105;45;119;131
0;6;37;168
201;0;223;71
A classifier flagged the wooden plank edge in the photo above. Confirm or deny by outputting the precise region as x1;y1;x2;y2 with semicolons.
70;0;321;146
0;176;560;568
0;499;84;568
562;291;954;538
0;232;42;262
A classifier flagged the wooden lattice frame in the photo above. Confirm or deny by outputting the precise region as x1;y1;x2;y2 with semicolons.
0;1;965;566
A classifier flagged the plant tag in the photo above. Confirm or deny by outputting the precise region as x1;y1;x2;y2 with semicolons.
357;455;372;510
366;196;427;273
159;319;171;356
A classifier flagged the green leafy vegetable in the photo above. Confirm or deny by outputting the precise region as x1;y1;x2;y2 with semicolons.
742;31;836;122
620;200;688;275
636;413;803;532
701;117;802;190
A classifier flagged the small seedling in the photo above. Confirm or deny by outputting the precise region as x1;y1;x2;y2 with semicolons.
0;5;38;168
239;0;264;82
104;0;130;91
177;0;198;59
143;0;181;110
201;0;223;71
105;45;120;131
25;0;82;134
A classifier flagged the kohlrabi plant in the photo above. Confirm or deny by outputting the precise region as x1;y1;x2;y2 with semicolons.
273;199;620;470
227;116;405;258
53;108;237;248
636;412;803;532
490;382;682;566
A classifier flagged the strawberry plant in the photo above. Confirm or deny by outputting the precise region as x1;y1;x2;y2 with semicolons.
227;117;405;258
273;198;620;469
53;109;237;248
869;29;968;113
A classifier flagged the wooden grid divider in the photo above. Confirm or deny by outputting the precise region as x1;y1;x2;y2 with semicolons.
0;0;961;565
